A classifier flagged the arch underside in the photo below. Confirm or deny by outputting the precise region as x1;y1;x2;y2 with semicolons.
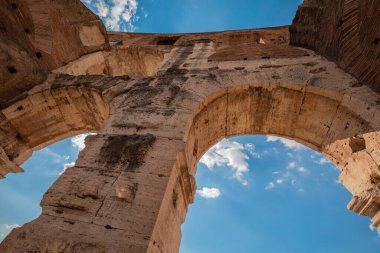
0;82;109;179
0;0;379;252
1;44;380;253
0;46;380;253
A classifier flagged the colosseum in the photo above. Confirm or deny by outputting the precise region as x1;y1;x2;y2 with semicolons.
0;0;379;252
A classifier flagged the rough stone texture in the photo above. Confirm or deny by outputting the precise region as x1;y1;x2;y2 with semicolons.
0;0;109;105
290;0;380;92
0;1;380;252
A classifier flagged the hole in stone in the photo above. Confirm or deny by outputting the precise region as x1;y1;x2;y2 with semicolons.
374;38;379;45
35;52;42;59
154;36;180;45
104;225;113;229
10;3;17;9
7;66;17;74
24;28;30;34
16;105;24;111
349;136;366;153
15;133;22;141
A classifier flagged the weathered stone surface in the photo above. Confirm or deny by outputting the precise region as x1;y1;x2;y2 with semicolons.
0;0;379;252
0;0;109;105
290;0;380;92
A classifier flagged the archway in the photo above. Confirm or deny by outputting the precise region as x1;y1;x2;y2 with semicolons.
2;43;379;253
180;135;380;252
150;54;380;252
184;82;380;228
0;81;109;179
1;4;380;250
0;133;92;241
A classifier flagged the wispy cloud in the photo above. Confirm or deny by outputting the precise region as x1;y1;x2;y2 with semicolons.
3;224;20;230
287;161;308;174
82;0;139;31
369;224;380;239
297;167;308;173
59;162;75;176
0;224;20;241
318;157;330;165
58;133;95;175
71;133;94;151
197;187;221;199
244;143;261;158
287;162;296;169
266;136;305;150
265;177;286;190
40;148;69;164
200;139;252;185
265;182;275;190
265;161;308;191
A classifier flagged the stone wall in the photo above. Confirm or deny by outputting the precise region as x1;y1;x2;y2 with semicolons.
290;0;380;92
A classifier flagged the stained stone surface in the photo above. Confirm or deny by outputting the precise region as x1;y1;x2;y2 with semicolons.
0;0;379;252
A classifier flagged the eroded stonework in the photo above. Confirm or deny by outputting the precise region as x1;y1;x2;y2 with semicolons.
0;0;379;252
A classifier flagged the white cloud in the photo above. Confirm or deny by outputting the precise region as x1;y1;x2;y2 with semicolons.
297;167;308;173
71;133;94;151
287;162;296;169
197;187;221;199
41;148;69;164
82;0;139;31
369;224;380;238
287;161;308;174
200;139;250;185
276;179;284;184
265;182;275;190
265;178;285;190
3;224;20;230
95;1;109;17
244;143;260;158
266;136;305;150
318;157;330;165
59;162;75;176
0;224;20;241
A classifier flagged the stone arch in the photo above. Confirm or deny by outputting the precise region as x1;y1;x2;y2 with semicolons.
132;47;380;252
3;43;379;253
0;7;379;251
0;79;109;178
184;81;380;211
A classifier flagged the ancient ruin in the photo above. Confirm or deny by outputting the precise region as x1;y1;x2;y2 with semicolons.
0;0;380;252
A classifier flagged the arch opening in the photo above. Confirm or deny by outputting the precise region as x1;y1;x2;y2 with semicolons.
182;82;380;241
0;133;92;241
180;135;380;252
0;85;109;179
0;83;109;241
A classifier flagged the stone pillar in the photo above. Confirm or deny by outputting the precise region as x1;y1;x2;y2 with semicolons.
0;133;194;253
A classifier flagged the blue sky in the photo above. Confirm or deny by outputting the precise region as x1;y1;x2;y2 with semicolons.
1;0;380;252
81;0;302;33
